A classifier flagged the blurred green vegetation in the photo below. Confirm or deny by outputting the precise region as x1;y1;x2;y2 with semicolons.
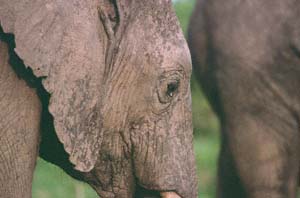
33;159;97;198
32;1;220;197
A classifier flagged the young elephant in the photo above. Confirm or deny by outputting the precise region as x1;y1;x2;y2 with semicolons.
189;0;300;197
0;0;198;197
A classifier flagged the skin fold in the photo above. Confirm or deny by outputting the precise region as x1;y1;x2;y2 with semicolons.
0;0;198;197
188;0;300;197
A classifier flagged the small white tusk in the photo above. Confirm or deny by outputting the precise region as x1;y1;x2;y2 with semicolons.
160;192;181;198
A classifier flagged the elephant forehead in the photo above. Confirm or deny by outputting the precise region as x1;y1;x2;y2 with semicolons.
112;0;191;72
122;21;191;73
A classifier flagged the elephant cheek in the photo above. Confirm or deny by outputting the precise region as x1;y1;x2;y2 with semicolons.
84;132;135;198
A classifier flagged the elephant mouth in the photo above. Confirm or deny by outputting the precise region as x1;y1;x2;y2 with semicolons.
134;184;181;198
86;174;181;198
134;184;161;198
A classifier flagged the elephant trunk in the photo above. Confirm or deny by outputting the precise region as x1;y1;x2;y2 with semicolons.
130;93;198;198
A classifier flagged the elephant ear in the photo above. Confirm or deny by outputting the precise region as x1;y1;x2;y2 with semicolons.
0;0;126;172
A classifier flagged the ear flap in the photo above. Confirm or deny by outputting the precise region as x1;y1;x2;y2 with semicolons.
0;0;124;172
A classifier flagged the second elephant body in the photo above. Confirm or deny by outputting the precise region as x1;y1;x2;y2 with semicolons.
189;0;300;197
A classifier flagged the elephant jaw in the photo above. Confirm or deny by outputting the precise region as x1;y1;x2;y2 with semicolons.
88;174;184;198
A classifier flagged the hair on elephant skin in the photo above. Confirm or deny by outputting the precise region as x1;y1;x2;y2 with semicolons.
0;0;198;197
188;0;300;197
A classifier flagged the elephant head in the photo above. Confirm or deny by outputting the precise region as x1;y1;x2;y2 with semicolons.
0;0;198;197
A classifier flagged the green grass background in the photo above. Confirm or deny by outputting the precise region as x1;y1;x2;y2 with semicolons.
32;1;220;197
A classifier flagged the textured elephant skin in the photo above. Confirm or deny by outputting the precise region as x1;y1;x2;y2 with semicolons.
0;0;198;197
188;0;300;197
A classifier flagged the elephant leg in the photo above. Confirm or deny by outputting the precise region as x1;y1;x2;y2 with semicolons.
224;110;300;198
0;39;41;197
217;127;246;198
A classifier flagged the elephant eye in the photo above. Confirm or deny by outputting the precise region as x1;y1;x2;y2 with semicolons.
167;81;179;97
157;78;180;104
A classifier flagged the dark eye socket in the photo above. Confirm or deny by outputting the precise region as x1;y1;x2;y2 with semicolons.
166;81;179;97
157;78;181;105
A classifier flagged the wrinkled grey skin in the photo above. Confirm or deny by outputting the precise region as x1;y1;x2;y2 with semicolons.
0;0;198;197
189;0;300;197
